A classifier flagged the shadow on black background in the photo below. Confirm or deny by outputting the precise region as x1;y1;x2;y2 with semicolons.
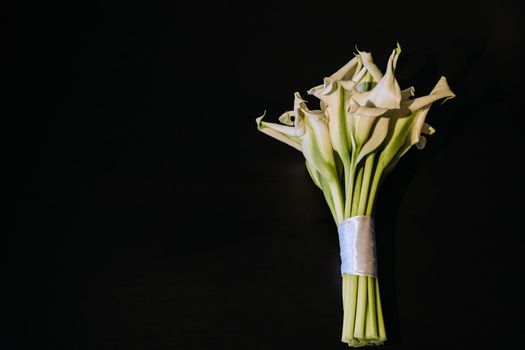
377;44;489;345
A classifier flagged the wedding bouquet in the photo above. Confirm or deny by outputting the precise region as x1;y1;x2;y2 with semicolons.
256;44;455;347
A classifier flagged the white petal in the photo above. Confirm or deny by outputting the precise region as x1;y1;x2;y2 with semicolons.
348;99;388;117
307;83;325;98
256;114;303;151
257;119;304;136
329;56;360;81
350;89;372;107
346;89;390;149
358;50;383;82
316;85;352;162
302;107;327;121
421;123;435;135
351;59;364;80
405;106;431;151
293;92;308;109
401;86;415;100
308;77;339;98
408;76;455;113
278;111;295;126
339;79;358;91
358;47;402;109
396;107;432;159
290;92;307;131
356;117;390;164
400;77;455;153
339;66;367;91
302;113;337;180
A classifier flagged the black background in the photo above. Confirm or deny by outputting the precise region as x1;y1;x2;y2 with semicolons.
5;1;525;349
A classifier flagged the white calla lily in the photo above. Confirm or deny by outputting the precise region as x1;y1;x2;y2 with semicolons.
255;112;304;151
349;45;402;149
308;56;360;99
354;45;402;109
408;76;455;113
357;50;383;82
351;84;419;164
307;56;365;203
300;107;336;180
341;46;403;216
256;93;344;220
255;93;310;151
297;95;344;219
397;76;455;159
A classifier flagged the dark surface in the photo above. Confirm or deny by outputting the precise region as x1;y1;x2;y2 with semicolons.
5;1;525;349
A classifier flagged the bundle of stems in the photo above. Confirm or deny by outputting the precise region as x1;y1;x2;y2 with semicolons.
338;151;387;346
256;44;454;347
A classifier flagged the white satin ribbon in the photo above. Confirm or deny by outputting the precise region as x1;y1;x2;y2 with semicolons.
337;215;377;277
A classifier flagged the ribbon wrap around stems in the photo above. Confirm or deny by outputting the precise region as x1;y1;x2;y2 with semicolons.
337;215;378;277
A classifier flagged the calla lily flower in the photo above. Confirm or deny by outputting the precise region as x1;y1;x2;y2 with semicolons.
307;56;363;178
255;93;307;152
256;93;337;179
378;76;456;172
256;93;345;220
347;45;402;162
358;50;383;83
255;113;303;152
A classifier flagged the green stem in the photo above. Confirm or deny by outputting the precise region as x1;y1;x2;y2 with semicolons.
340;151;389;346
366;159;385;216
341;274;359;343
319;177;338;224
353;275;368;339
344;148;357;218
351;165;363;217
376;278;386;341
366;276;378;339
338;86;352;202
358;153;376;215
328;178;345;224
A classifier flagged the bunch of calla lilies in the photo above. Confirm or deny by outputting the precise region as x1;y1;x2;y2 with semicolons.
256;44;455;347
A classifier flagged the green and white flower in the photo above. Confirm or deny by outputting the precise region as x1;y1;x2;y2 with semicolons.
256;93;344;221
